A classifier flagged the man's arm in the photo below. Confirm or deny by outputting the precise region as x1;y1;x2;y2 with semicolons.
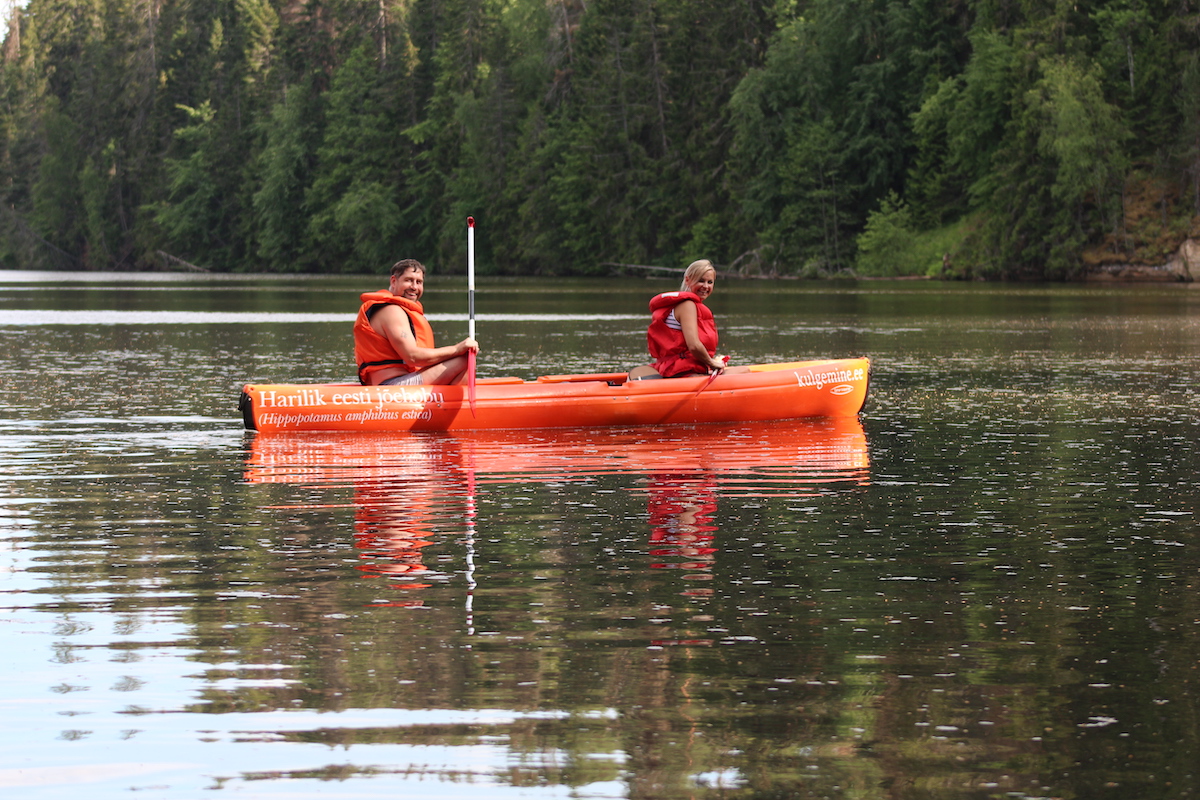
371;305;478;368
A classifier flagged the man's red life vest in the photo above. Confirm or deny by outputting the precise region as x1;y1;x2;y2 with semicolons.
354;290;436;384
647;291;718;377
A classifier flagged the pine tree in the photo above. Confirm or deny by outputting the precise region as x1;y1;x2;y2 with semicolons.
306;44;407;273
253;80;322;271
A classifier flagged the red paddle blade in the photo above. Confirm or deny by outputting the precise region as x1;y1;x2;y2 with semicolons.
467;350;477;417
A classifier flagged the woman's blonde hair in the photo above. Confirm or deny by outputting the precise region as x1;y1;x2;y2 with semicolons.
680;259;715;292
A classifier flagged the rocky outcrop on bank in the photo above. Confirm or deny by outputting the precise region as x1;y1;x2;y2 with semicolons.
1085;238;1199;282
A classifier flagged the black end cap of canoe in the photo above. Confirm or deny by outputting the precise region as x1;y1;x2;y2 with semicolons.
856;359;872;416
237;390;257;431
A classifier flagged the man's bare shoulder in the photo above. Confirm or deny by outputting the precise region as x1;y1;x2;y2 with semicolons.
371;303;413;337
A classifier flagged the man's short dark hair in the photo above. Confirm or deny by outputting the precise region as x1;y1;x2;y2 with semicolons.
390;259;426;278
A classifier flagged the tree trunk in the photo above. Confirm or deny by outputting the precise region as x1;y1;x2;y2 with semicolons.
643;0;669;156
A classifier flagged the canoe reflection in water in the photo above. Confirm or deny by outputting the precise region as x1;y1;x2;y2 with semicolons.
244;417;870;603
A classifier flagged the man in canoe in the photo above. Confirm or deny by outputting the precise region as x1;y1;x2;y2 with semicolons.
630;259;749;380
354;259;479;386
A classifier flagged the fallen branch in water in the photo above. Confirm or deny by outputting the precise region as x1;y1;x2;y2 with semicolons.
600;261;740;279
157;251;210;272
600;262;682;274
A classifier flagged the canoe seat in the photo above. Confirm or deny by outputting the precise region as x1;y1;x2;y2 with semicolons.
476;376;525;385
537;372;629;385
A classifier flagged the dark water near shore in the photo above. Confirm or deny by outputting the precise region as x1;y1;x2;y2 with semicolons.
1;271;1198;799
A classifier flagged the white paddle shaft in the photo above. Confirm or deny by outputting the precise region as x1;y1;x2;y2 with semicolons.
467;217;476;339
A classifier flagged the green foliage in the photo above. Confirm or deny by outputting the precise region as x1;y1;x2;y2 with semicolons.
1181;52;1200;215
856;191;968;277
252;81;322;271
306;45;407;273
428;0;554;273
684;214;727;266
80;140;122;266
855;191;918;277
152;101;246;270
966;54;1130;279
1031;58;1128;209
236;0;279;80
728;20;840;273
729;0;971;274
909;31;1015;225
30;108;84;258
0;0;1196;278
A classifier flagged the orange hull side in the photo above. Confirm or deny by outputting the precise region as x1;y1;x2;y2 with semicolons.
239;358;870;434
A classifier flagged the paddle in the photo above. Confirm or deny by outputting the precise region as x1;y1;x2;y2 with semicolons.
466;216;477;417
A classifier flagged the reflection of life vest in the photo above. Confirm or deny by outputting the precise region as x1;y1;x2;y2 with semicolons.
351;463;445;595
647;291;718;377
354;513;431;573
354;290;436;385
647;473;718;572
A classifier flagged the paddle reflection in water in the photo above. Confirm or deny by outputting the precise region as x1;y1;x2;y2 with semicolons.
245;418;869;606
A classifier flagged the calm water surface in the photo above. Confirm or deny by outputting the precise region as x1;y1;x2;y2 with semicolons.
1;271;1198;799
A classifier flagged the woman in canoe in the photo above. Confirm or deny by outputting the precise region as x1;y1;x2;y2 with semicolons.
630;259;749;380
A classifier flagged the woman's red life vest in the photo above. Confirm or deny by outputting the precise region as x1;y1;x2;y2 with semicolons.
647;291;718;377
354;290;436;384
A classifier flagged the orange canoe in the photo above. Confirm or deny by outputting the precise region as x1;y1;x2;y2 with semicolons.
239;357;870;433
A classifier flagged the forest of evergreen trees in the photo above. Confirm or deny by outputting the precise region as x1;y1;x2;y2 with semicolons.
1;0;1198;279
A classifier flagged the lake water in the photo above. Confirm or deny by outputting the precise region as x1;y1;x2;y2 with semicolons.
1;271;1198;799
